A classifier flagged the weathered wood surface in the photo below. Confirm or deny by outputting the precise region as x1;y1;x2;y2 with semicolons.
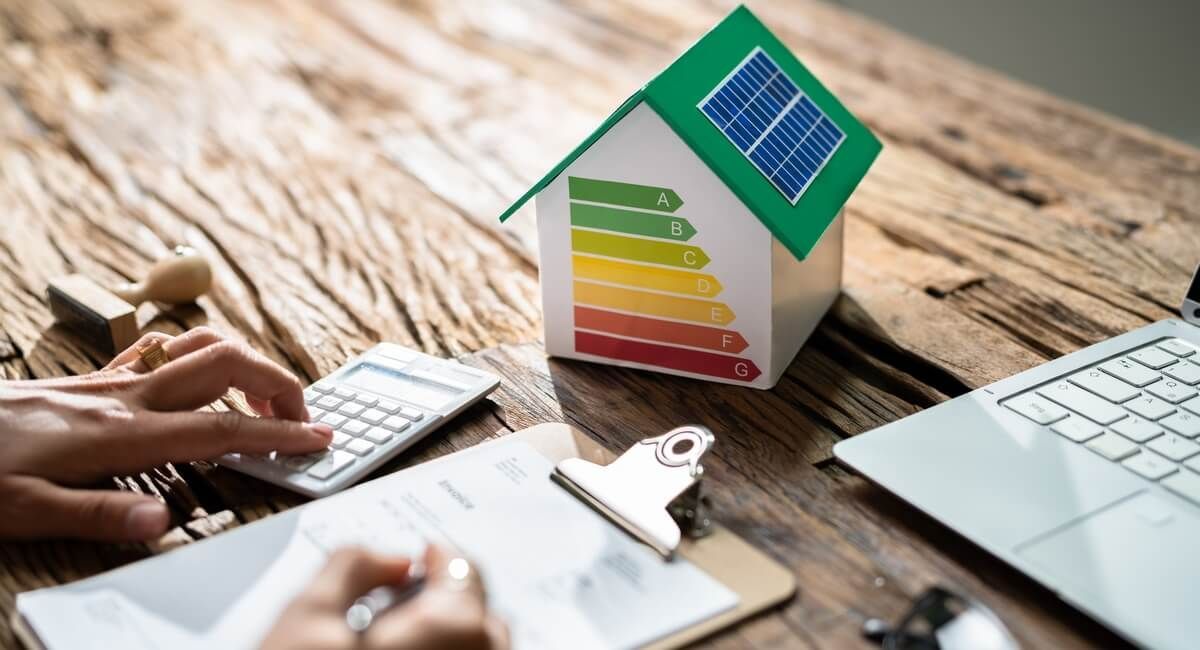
1;0;1197;647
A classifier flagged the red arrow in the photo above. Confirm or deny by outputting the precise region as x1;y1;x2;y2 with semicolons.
575;331;762;382
574;306;749;353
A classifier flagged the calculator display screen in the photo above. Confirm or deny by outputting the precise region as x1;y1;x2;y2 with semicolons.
342;363;461;410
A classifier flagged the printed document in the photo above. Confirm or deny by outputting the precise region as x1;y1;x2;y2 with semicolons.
17;439;738;649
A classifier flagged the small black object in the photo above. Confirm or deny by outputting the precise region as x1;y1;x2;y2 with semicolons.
861;586;1018;650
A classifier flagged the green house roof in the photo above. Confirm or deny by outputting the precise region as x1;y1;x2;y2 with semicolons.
498;5;881;261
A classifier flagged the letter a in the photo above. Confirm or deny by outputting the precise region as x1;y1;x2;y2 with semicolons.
658;191;670;207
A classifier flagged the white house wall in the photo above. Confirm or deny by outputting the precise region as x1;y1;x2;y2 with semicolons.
535;102;776;388
769;211;843;384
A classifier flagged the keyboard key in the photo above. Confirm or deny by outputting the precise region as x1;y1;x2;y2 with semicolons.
1129;347;1178;370
307;451;355;480
341;420;371;437
1110;416;1164;443
1162;470;1200;505
1146;433;1200;462
1004;393;1069;425
1146;379;1198;404
344;438;374;456
397;406;424;421
1099;357;1162;387
1126;395;1176;420
358;408;389;425
1122;452;1178;481
333;386;357;400
375;399;402;414
1085;433;1139;461
1036;382;1128;424
363;427;393;444
1161;411;1200;438
1068;368;1139;403
1183;396;1200;417
1163;361;1200;385
303;389;322;405
381;416;412;432
330;431;352;449
306;407;328;422
311;382;335;394
321;412;349;429
354;394;379;407
337;402;367;417
1050;417;1103;442
1158;338;1198;358
315;395;343;410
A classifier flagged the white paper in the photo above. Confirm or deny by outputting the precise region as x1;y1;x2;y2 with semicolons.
18;439;738;649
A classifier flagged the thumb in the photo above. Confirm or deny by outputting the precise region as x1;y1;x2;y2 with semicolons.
0;475;170;542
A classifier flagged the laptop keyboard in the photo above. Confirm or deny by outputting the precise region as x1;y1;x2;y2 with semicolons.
1005;338;1200;504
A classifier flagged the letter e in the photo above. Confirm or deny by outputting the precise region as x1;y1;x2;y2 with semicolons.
711;307;723;323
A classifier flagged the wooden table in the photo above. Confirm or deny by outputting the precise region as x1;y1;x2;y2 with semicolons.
1;0;1196;647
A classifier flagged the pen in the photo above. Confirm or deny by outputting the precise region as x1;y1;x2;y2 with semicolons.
345;560;427;633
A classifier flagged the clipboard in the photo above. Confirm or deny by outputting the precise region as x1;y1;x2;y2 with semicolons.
506;422;796;649
12;422;795;649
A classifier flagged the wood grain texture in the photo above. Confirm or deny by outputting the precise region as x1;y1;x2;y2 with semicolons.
0;0;1196;647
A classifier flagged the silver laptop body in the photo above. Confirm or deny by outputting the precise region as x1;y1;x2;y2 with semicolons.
835;270;1200;649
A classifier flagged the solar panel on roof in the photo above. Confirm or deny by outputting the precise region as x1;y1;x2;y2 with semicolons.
698;47;845;205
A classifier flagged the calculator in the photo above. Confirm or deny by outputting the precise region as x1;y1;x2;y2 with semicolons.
220;343;501;497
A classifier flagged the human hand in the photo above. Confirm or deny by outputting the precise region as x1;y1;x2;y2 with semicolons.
261;544;509;650
0;327;333;542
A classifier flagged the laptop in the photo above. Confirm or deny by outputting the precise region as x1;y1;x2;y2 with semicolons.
835;264;1200;650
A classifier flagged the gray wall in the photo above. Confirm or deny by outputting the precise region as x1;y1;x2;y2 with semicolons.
826;0;1200;147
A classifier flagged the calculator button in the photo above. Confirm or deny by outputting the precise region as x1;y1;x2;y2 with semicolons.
344;438;374;456
337;402;367;417
306;451;355;480
281;454;320;472
315;395;343;410
311;383;335;394
375;400;401;414
333;386;357;400
341;420;371;437
330;431;352;449
397;406;424;421
359;409;389;425
381;416;411;433
354;394;379;407
364;427;393;444
321;413;350;429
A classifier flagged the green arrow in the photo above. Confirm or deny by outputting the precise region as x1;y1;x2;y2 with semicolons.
570;202;696;241
568;176;684;212
571;229;710;269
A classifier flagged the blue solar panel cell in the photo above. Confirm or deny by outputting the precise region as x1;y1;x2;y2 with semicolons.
698;47;844;204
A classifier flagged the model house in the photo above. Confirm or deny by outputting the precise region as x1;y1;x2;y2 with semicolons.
500;5;881;388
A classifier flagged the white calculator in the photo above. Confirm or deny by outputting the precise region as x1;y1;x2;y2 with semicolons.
220;343;500;497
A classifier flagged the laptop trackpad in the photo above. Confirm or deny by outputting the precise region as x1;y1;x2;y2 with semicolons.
1016;491;1200;649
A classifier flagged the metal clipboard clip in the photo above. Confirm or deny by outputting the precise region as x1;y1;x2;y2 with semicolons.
551;425;716;559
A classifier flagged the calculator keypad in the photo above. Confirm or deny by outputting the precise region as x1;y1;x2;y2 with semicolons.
282;385;429;481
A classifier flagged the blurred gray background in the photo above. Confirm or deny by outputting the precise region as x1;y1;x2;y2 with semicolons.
826;0;1200;147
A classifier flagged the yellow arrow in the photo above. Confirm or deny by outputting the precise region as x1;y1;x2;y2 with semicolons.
573;255;723;298
573;281;736;325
